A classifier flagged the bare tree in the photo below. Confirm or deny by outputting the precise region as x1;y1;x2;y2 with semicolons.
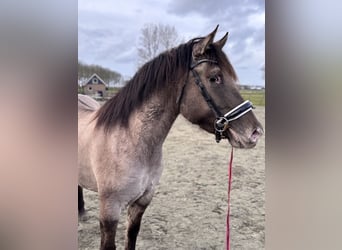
78;61;121;86
137;23;180;67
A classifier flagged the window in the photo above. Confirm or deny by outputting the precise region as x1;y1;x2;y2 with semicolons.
92;78;98;84
88;86;92;90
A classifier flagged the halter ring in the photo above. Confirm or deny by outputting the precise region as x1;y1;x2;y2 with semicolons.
215;117;229;133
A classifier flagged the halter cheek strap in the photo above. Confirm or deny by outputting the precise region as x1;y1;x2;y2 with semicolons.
191;69;223;118
176;59;218;105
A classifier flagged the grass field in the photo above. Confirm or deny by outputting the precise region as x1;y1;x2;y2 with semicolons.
240;89;265;106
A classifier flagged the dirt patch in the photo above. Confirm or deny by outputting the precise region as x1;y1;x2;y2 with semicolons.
78;107;265;249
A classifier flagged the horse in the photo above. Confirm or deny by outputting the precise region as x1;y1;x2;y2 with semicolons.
78;26;263;250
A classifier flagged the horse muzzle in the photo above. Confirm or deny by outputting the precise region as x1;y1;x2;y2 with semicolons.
221;125;263;148
214;100;256;143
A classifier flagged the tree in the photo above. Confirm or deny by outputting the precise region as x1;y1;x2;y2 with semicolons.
137;23;180;67
78;61;122;86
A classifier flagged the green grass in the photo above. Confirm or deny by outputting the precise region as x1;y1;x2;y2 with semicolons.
240;89;265;106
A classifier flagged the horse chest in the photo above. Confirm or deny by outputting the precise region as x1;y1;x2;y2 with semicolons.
125;162;162;205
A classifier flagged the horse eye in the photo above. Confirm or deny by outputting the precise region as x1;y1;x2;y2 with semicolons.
209;75;222;84
209;77;217;83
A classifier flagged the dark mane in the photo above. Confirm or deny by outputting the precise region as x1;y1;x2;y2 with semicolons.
95;40;194;131
95;38;238;132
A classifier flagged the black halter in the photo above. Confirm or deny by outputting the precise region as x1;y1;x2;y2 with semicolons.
178;58;254;143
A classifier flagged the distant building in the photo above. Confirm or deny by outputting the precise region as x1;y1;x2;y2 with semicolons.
238;84;265;90
83;73;109;98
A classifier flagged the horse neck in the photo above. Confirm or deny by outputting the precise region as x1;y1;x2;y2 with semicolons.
133;83;181;152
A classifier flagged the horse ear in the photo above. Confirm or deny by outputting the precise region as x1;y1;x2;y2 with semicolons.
193;25;219;57
214;32;228;50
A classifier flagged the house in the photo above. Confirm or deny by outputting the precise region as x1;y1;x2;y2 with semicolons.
83;73;108;98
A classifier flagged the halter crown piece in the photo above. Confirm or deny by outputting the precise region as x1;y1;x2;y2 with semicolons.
190;59;254;143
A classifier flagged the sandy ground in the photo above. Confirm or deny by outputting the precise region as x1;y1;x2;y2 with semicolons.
78;107;265;250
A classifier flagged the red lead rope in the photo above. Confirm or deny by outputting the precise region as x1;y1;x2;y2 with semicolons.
226;147;234;250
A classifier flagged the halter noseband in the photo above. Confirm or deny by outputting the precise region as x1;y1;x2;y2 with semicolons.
189;59;254;143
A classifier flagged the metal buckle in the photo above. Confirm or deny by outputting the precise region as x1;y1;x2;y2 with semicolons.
215;117;229;133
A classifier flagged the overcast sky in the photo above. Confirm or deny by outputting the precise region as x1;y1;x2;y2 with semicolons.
78;0;264;86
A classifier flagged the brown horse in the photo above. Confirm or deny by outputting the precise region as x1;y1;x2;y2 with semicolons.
78;26;263;250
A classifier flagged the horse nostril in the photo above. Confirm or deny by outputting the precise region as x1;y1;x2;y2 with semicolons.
250;127;263;143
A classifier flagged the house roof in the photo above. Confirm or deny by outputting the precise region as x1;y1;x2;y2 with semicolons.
85;73;107;86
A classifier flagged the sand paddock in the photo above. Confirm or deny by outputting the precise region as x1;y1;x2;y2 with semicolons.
78;107;265;249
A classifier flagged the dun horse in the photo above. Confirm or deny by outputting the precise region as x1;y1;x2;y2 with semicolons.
78;26;263;250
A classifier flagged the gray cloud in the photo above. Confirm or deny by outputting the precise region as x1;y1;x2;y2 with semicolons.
167;0;263;18
78;0;264;85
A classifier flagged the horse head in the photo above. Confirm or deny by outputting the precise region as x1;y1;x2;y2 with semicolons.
180;26;263;148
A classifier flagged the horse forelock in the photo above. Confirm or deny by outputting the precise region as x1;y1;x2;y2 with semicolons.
94;41;194;132
211;45;238;81
201;44;238;82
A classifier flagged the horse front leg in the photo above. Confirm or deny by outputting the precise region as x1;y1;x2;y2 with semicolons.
78;185;85;215
100;219;118;250
125;189;154;250
99;194;121;250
